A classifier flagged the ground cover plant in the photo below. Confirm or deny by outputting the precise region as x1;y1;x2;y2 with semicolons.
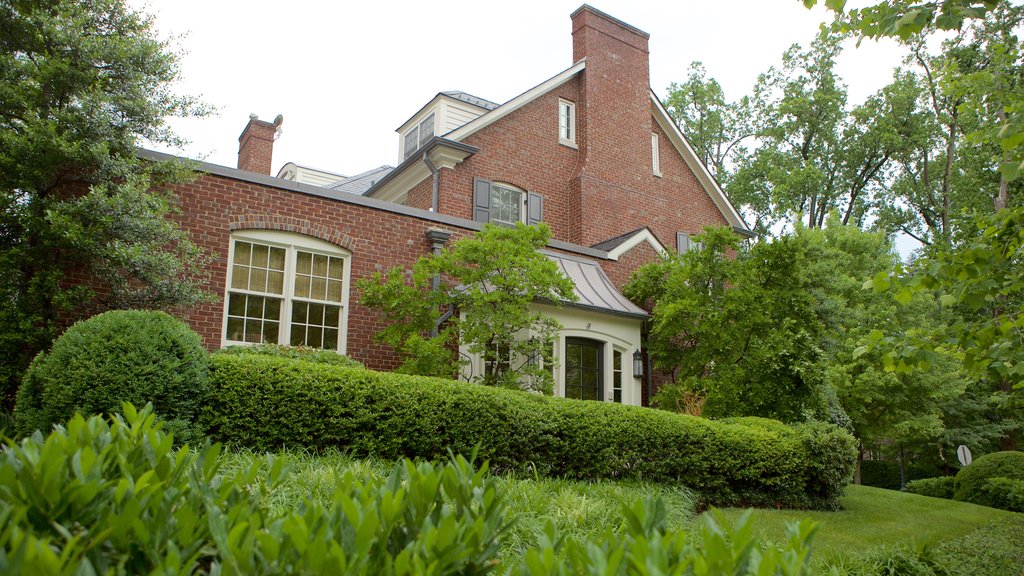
0;405;821;575
201;353;857;510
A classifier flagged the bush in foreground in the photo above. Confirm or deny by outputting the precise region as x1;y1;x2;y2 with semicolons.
200;354;857;509
953;451;1024;508
0;404;819;574
904;476;956;500
14;310;208;438
216;343;364;368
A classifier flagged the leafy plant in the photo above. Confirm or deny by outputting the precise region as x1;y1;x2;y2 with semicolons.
953;450;1024;506
905;476;957;499
216;343;364;368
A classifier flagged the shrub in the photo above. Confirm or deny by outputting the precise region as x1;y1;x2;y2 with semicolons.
215;343;364;368
200;354;857;509
905;477;956;499
953;451;1024;507
14;310;208;438
0;404;819;575
978;477;1024;512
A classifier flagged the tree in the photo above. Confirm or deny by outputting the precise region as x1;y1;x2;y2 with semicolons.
0;0;212;406
624;228;824;421
358;223;576;393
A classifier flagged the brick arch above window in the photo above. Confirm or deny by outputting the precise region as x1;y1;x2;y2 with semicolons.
229;215;355;252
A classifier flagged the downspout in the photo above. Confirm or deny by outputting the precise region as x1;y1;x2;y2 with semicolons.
425;228;453;337
422;151;440;212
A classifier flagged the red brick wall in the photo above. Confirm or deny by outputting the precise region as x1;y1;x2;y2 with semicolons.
406;176;433;211
167;172;472;371
237;118;278;175
603;238;662;289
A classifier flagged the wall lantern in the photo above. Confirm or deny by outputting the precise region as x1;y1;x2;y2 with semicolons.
633;349;643;379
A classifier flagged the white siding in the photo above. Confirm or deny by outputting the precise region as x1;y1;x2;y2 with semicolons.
442;101;486;133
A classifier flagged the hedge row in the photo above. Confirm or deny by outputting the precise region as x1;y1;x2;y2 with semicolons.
200;354;856;510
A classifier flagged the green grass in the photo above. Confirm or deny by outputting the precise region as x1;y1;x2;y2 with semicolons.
217;451;1024;574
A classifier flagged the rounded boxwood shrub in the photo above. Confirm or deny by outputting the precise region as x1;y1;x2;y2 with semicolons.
904;476;955;499
14;310;208;438
954;451;1024;507
199;354;857;510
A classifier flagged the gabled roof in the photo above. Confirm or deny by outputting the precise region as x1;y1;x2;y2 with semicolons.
440;91;499;111
591;227;668;261
544;251;648;319
650;91;754;237
328;165;394;195
444;59;587;141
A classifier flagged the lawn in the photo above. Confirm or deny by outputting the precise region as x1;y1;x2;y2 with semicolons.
219;450;1024;574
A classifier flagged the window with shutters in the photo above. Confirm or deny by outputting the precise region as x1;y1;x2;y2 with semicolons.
402;113;435;160
676;232;702;254
223;231;351;353
559;99;576;147
473;179;544;227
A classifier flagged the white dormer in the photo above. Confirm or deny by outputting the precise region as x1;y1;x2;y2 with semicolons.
397;91;498;163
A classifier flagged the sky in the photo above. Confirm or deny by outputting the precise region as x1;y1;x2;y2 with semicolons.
136;0;910;179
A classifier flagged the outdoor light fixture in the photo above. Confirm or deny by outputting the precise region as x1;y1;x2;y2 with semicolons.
633;349;643;379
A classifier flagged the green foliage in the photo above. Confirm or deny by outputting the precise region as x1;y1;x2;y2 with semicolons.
0;0;212;407
626;227;826;421
216;343;364;368
934;513;1024;576
953;450;1024;506
904;476;956;499
859;460;943;490
359;223;575;392
201;354;857;510
977;476;1024;511
13;310;208;439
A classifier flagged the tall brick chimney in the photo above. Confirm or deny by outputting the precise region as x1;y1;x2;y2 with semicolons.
237;113;283;175
570;5;652;246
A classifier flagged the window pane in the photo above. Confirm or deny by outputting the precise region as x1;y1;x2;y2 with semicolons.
250;268;267;292
307;326;323;348
324;306;340;328
613;351;622;370
308;303;325;325
312;254;328;277
234;241;252;265
291;301;308;323
296;251;312;275
311;277;327;300
267;271;285;295
245;295;264;318
294;274;310;299
265;299;281;321
404;129;418;158
614;389;622;403
264;321;280;343
252;244;269;268
244;319;262;343
290;325;306;346
226;317;244;341
228;293;246;316
582;346;599;369
491;185;521;224
327;280;343;303
268;247;286;271
324;328;338;350
231;265;249;290
419;114;434;148
328;259;344;280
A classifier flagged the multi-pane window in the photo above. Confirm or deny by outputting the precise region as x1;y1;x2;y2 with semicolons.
224;233;350;352
403;113;435;160
559;99;576;146
612;350;623;403
652;133;661;176
565;338;602;401
490;184;523;225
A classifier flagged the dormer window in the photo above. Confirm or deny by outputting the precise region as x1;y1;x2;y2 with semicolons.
403;113;435;160
558;99;576;147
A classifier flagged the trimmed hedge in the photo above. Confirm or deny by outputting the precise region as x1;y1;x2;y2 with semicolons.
215;344;364;368
979;477;1024;512
954;451;1024;507
15;310;208;438
200;354;857;510
859;459;942;490
905;476;956;499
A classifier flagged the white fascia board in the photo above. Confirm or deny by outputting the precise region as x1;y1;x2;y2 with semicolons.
606;228;668;261
371;142;475;204
650;92;751;234
446;59;586;142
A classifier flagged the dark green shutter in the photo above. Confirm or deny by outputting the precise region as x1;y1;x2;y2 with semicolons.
473;178;491;223
527;191;543;225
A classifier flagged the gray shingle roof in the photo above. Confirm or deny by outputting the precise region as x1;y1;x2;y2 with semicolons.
327;165;394;195
441;91;499;111
590;227;651;252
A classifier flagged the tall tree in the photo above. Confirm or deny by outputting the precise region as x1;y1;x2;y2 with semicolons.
0;0;211;405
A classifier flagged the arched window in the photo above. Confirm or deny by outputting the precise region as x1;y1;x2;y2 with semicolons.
222;230;351;353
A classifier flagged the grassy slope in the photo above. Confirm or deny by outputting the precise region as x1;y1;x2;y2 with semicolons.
716;485;1018;558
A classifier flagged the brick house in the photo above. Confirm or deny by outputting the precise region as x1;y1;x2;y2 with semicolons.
148;5;752;407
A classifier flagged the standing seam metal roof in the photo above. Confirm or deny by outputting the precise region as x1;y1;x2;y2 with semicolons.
543;251;647;318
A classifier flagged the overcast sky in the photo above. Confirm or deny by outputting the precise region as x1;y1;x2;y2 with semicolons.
137;0;909;178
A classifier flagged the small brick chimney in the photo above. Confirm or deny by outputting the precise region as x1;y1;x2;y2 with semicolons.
237;113;283;175
570;5;653;246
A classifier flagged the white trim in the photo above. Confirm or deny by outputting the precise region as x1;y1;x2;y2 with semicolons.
558;98;577;148
650;91;750;233
606;228;668;261
446;60;586;142
651;132;661;177
222;230;352;355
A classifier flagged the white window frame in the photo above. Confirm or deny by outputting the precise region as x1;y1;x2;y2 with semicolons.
490;182;526;226
222;230;352;354
652;132;662;177
559;99;577;148
403;113;436;160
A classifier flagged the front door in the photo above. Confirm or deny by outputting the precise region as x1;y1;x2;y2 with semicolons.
565;337;602;401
